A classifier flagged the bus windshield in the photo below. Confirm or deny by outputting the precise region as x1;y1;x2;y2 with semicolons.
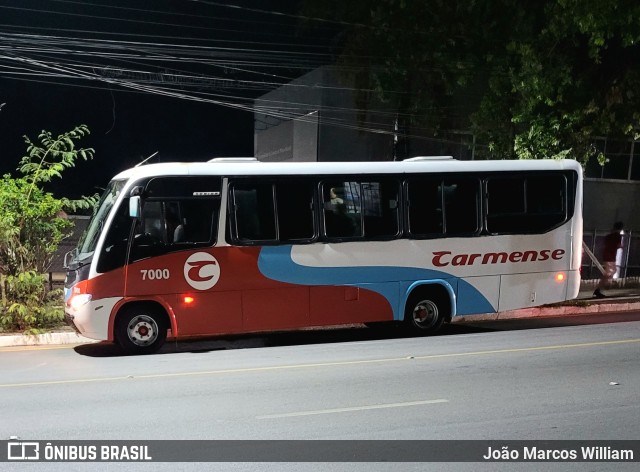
76;180;126;264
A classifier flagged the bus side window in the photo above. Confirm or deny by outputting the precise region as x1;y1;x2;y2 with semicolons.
322;180;399;240
164;201;183;243
486;177;525;233
406;178;444;236
172;200;217;243
322;183;360;238
140;201;165;243
361;180;400;238
130;198;217;262
134;201;182;245
487;174;567;234
231;182;276;242
443;178;480;235
526;175;567;230
274;180;315;241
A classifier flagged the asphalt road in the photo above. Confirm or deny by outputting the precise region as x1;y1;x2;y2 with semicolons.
1;313;639;471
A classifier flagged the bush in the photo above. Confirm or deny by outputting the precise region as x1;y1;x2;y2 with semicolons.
0;125;96;333
0;272;64;334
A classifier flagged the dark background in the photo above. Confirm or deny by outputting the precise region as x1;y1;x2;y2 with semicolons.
0;0;332;197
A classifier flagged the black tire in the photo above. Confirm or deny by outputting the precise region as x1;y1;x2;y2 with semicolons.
404;289;447;334
115;305;167;355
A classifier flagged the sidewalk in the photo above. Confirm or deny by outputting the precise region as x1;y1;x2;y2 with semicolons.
0;328;97;348
454;286;640;322
1;287;639;348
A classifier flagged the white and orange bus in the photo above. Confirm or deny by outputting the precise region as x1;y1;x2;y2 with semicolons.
64;157;583;354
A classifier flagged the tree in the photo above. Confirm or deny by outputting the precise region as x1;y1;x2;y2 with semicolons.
0;125;97;332
0;175;69;276
299;0;640;163
476;0;640;162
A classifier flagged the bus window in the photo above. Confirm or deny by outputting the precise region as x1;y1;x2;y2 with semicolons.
130;198;217;262
230;180;317;244
173;200;217;243
406;178;444;237
274;180;315;241
487;174;567;234
322;180;399;240
141;201;165;242
231;182;276;242
527;175;566;215
135;200;216;245
127;175;221;256
361;181;400;238
322;182;361;239
443;178;480;235
407;177;479;237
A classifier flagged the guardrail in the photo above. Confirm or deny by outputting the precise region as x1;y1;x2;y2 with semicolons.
582;229;640;280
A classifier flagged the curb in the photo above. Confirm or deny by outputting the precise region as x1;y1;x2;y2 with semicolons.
454;300;640;323
0;331;99;348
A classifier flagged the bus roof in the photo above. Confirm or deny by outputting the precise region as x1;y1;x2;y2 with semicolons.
111;157;582;181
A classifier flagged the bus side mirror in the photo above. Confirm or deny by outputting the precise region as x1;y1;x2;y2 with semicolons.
129;196;141;218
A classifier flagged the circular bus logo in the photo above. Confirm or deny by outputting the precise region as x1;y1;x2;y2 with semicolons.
184;252;220;290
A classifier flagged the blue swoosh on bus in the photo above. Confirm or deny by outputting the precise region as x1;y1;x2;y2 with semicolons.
257;245;495;318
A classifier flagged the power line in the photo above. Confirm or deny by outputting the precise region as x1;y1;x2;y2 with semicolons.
0;4;484;147
0;2;330;44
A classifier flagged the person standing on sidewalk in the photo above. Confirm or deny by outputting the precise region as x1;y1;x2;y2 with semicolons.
594;221;624;298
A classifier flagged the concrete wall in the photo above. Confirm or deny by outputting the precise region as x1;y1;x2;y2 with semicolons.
583;179;640;231
315;68;393;162
254;66;394;162
254;68;324;162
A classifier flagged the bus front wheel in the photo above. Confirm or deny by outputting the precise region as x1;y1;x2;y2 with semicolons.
404;290;446;334
115;306;167;355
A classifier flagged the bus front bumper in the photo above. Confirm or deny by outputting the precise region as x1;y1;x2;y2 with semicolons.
64;311;82;335
64;296;122;341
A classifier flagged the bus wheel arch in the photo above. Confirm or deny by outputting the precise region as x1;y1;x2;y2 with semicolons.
403;283;452;334
114;301;170;355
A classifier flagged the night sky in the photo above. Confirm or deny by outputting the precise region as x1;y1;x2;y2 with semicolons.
0;0;334;198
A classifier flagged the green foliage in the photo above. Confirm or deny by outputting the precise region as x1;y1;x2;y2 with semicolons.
0;175;71;275
61;194;100;212
20;124;98;209
20;124;94;185
0;272;64;334
0;125;97;332
478;0;640;162
300;0;640;163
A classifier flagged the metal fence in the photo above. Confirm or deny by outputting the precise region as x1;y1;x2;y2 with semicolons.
582;229;640;280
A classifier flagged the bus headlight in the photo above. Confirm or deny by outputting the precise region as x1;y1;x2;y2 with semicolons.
69;294;92;310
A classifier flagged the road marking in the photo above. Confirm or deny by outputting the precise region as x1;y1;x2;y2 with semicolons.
0;338;639;388
256;399;449;419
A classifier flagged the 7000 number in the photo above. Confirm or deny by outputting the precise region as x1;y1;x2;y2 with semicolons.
140;269;170;281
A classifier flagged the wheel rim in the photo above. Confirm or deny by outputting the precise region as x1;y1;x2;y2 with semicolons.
126;314;159;347
411;299;439;329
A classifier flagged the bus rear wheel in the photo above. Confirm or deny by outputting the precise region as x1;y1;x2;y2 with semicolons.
115;306;167;355
404;291;446;334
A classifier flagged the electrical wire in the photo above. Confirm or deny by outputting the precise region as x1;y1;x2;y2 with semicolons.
0;3;492;146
